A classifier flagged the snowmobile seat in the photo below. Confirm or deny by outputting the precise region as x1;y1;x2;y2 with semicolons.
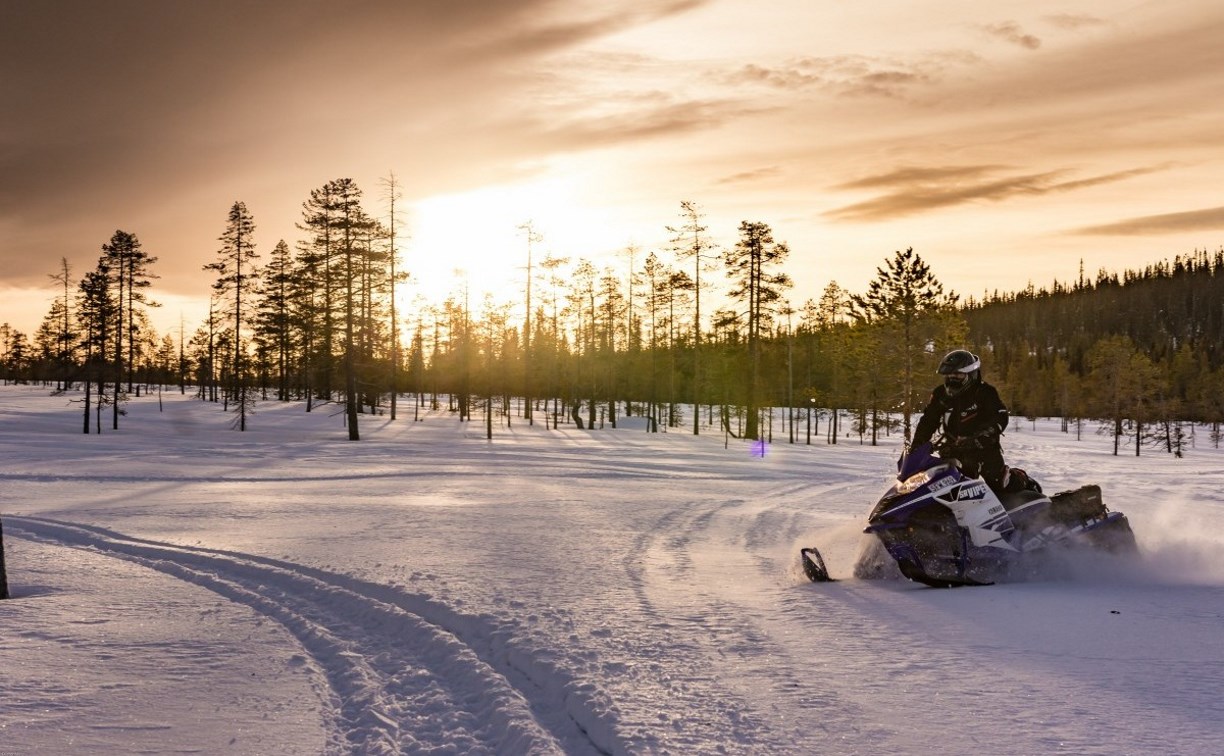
996;488;1051;531
1049;485;1107;523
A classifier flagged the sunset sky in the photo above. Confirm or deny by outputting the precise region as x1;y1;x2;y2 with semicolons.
3;0;1222;338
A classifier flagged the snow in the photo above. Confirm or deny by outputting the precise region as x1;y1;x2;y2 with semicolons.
1;386;1221;755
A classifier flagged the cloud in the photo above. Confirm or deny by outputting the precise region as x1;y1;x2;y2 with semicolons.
539;97;761;150
1043;13;1109;31
1045;165;1172;192
714;166;783;185
826;170;1059;221
1071;206;1224;235
980;21;1042;49
834;165;1006;191
0;0;719;287
826;165;1168;222
471;0;710;59
0;3;550;202
724;63;823;90
718;52;968;99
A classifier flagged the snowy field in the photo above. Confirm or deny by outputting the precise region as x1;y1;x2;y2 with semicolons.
1;385;1222;755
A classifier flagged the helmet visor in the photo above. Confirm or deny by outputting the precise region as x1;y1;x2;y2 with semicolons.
938;352;981;375
944;372;970;391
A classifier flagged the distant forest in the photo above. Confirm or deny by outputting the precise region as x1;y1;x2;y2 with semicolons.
2;179;1221;455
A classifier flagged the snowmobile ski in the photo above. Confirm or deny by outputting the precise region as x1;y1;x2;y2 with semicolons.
800;546;834;583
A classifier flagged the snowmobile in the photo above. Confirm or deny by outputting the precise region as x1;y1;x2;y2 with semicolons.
801;441;1138;587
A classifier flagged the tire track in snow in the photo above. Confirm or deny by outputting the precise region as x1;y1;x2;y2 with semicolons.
628;497;893;750
7;516;612;756
619;499;837;749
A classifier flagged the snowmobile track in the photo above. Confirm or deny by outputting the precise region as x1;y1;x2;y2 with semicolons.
7;515;609;756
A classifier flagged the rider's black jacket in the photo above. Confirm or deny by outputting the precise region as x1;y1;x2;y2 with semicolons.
913;380;1008;449
912;380;1010;490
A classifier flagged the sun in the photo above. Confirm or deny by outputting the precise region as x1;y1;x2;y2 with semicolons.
397;174;626;314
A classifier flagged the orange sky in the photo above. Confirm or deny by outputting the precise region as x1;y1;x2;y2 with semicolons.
3;0;1222;338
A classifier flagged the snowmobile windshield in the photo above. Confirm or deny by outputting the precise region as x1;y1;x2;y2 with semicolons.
898;443;938;479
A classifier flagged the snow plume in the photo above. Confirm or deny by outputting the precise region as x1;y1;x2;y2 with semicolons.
1130;491;1224;585
1049;488;1224;586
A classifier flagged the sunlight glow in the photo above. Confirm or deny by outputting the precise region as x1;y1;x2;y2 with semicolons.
402;174;626;312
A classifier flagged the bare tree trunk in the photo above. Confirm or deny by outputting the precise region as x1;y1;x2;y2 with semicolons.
83;373;92;434
0;515;9;600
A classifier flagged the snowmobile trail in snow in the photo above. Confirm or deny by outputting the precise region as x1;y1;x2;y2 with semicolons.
624;496;882;750
6;515;609;756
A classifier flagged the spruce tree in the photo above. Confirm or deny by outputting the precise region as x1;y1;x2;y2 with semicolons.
205;201;259;430
101;230;156;428
850;247;960;442
724;221;791;441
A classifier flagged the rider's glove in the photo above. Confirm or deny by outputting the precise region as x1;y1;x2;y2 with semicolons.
974;427;1001;446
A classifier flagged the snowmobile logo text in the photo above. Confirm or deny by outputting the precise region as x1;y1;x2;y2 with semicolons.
958;483;987;500
928;476;955;494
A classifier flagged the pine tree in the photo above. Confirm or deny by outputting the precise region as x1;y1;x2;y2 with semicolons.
205;201;259;430
1086;335;1140;456
849;247;961;442
101;230;156;428
76;261;116;433
383;173;406;421
255;240;296;401
329;179;373;440
724;221;791;440
518;221;542;425
47;257;77;390
668;201;717;435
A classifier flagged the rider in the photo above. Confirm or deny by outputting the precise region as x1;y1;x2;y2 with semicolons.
911;349;1037;494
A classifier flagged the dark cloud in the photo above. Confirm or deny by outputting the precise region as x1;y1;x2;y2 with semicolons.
0;0;715;286
980;21;1042;49
0;3;543;210
826;170;1059;222
834;165;1007;190
1071;205;1224;235
826;165;1168;222
475;0;708;59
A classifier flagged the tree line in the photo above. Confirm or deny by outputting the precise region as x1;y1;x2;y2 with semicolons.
961;250;1224;455
2;183;1222;455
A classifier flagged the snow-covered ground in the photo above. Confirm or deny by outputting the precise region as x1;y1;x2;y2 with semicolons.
1;386;1221;755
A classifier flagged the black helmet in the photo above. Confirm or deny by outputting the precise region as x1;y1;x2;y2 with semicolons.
938;349;980;396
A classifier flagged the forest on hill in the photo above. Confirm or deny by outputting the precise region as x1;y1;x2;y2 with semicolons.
1;181;1220;455
962;249;1224;454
